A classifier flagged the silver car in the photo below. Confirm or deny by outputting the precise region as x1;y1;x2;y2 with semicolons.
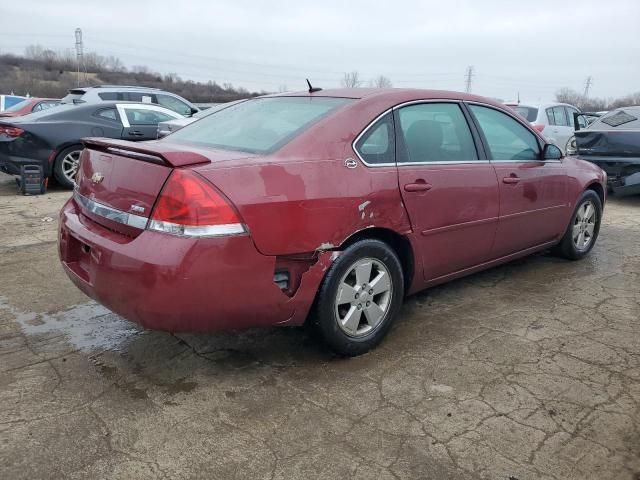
61;85;199;117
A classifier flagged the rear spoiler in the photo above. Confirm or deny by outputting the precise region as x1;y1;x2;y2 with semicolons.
81;137;211;167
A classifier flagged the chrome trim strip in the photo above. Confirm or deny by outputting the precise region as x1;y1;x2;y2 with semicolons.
147;219;246;238
391;98;462;111
398;160;491;166
73;190;149;229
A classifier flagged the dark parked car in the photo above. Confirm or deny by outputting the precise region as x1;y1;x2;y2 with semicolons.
570;106;640;196
0;97;60;118
59;89;606;356
0;101;182;188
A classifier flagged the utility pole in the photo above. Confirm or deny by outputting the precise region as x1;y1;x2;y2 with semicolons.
583;76;592;98
465;66;474;93
75;28;83;87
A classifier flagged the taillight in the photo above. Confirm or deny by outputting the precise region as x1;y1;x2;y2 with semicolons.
532;123;545;133
148;169;245;237
0;125;24;137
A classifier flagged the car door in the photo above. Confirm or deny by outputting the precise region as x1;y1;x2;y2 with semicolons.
468;104;568;258
117;104;182;140
545;105;575;153
393;101;499;281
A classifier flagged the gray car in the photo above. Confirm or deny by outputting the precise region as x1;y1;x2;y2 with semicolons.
157;99;247;138
61;85;199;117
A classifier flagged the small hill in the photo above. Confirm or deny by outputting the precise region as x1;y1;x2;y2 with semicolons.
0;46;263;103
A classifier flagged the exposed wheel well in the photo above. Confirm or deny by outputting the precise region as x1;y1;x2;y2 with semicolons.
585;182;605;206
339;227;415;293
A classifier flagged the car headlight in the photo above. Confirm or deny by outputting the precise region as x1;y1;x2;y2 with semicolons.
566;136;577;155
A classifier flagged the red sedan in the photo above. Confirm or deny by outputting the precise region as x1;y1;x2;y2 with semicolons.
58;89;606;355
0;97;60;117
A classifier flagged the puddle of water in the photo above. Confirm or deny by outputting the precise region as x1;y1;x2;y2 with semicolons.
0;296;144;352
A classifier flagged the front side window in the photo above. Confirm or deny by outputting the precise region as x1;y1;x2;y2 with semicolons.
470;105;540;161
168;97;352;154
157;94;192;116
124;107;175;125
397;103;478;163
354;112;394;164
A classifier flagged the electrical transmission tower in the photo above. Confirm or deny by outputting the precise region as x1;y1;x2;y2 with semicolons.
75;28;84;87
583;76;593;98
465;66;474;93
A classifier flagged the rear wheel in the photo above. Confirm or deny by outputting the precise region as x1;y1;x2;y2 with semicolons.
555;190;602;260
53;145;83;189
312;239;404;356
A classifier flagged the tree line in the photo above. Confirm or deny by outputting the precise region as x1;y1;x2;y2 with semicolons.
0;45;264;102
555;87;640;112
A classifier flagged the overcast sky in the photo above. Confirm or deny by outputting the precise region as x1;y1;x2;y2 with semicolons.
1;0;638;102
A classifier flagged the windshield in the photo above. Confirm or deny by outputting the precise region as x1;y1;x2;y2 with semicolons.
168;96;352;154
511;106;538;122
2;99;31;113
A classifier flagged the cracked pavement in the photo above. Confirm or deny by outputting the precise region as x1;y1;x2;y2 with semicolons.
0;173;639;480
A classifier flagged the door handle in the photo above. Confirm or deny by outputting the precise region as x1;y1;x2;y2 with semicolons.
502;176;521;185
404;182;433;192
128;130;144;137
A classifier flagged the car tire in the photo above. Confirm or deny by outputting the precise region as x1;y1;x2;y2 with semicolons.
311;239;404;356
53;145;83;189
554;190;602;260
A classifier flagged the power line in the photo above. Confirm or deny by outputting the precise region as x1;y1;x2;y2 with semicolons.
583;76;593;98
465;65;474;93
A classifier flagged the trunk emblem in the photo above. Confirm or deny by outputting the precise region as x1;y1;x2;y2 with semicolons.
344;158;358;169
130;205;145;214
91;172;105;184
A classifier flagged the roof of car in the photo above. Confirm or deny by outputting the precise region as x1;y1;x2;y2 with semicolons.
265;88;505;107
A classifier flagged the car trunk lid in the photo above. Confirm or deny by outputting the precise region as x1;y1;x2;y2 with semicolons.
75;138;254;236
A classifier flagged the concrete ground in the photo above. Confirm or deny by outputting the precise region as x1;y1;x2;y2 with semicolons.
0;172;638;480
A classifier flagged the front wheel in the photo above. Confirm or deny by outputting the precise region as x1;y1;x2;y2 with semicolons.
53;146;83;189
555;190;602;260
311;239;404;356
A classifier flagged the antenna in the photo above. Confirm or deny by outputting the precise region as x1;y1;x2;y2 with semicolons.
306;79;322;94
517;91;520;104
75;28;84;87
464;66;474;93
583;76;592;98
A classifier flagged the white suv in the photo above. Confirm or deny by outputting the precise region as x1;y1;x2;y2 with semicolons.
61;85;199;117
505;102;586;154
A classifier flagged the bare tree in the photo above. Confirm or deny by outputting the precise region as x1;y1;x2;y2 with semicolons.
371;75;392;88
341;71;362;88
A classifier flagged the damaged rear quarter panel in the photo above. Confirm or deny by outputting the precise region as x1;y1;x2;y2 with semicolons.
199;159;411;256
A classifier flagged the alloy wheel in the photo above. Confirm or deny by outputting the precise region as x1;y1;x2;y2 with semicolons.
61;150;82;184
572;200;597;251
334;257;393;337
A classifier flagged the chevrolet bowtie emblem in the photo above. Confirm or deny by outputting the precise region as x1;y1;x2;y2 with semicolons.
91;172;104;184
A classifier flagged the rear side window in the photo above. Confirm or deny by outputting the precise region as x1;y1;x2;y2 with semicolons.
98;92;121;101
470;105;540;161
355;112;395;165
95;108;119;121
168;97;352;154
396;103;478;163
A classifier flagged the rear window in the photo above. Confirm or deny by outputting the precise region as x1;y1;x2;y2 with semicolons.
168;97;352;154
589;108;640;130
511;106;538;122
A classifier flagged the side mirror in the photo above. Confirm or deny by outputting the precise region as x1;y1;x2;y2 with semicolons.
189;107;199;117
543;144;563;160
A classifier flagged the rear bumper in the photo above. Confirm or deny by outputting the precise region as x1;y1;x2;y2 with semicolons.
0;152;50;176
58;199;331;332
578;156;640;195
